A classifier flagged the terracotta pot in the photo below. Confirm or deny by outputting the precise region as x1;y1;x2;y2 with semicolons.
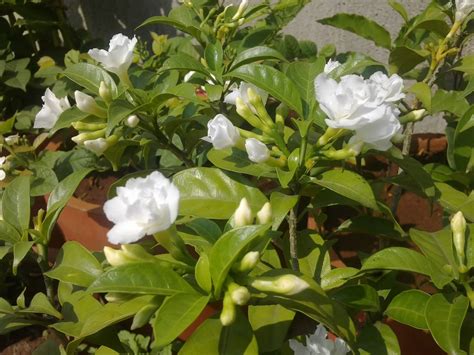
178;302;221;341
45;195;113;252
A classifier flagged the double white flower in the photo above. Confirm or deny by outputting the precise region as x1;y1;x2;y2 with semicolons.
289;324;350;355
34;88;71;130
103;171;180;244
88;33;137;82
455;0;474;22
202;114;240;149
315;65;404;151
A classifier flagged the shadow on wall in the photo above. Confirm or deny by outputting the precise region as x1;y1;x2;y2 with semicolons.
65;0;176;42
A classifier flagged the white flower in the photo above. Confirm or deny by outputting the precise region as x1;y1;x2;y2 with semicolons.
368;72;405;104
88;33;137;78
103;171;180;244
245;138;270;163
324;59;341;74
4;135;19;145
34;88;70;129
456;0;474;22
202;114;240;149
0;157;7;181
84;138;108;156
289;324;350;355
224;82;268;108
350;107;401;151
234;198;253;227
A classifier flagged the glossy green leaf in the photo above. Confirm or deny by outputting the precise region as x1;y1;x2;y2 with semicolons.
51;107;89;134
331;52;382;78
385;290;430;330
269;192;298;231
207;148;276;178
318;13;391;49
410;228;457;288
0;220;21;244
230;46;286;71
88;262;194;294
466;225;474;270
425;294;469;354
226;64;303;116
137;16;201;40
248;305;294;353
2;175;30;233
210;224;270;297
332;284;380;312
153;293;210;348
453;55;474;75
361;247;431;276
162;54;209;77
258;269;357;347
205;42;223;74
173;168;267;219
321;267;359;291
388;0;409;22
64;63;118;97
20;292;62;319
12;241;34;275
308;169;379;210
389;46;429;74
30;164;58;197
408;82;431;111
357;322;401;355
195;254;212;293
46;241;103;287
179;312;258;355
431;90;469;118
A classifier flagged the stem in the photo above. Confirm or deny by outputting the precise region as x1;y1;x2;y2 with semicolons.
36;244;55;304
288;208;299;271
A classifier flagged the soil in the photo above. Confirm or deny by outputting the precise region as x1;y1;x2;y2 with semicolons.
0;328;61;355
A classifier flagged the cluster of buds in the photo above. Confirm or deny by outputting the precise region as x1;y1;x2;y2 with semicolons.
202;83;287;168
234;198;272;227
214;1;248;41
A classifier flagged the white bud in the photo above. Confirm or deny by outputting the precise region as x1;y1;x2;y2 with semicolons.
234;198;253;227
251;274;310;296
4;135;19;145
256;202;272;224
125;114;139;128
451;211;467;259
232;251;260;273
220;292;236;326
99;81;112;103
232;0;248;20
245;138;270;163
74;91;107;118
84;138;109;156
230;286;250;305
104;246;128;267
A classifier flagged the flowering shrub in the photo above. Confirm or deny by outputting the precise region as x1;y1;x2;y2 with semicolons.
0;0;474;354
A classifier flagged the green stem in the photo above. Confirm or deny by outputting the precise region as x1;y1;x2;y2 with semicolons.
36;244;55;305
288;207;299;271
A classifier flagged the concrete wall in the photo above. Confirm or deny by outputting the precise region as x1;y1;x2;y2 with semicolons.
64;0;446;133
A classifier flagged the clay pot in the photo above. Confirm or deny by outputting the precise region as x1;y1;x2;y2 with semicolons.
178;303;221;341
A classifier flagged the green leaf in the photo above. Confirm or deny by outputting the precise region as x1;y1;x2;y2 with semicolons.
179;312;259;355
332;285;380;312
258;269;357;347
4;69;31;91
357;322;401;355
153;293;210;348
308;169;379;210
209;224;271;297
162;54;209;77
410;228;457;288
30;164;58;197
431;90;469;117
137;16;201;40
408;82;431;111
205;42;223;74
321;267;359;291
63;63;118;97
106;100;153;136
12;241;34;275
173;168;268;220
318;13;391;49
453;55;474;75
385;290;430;330
51;107;89;134
389;46;429;74
226;64;303;117
389;0;409;22
0;221;21;244
207;148;276;178
20;292;62;319
88;262;194;295
361;247;431;276
45;241;103;287
230;46;287;71
248;305;294;353
269;192;298;231
2;175;30;233
466;224;474;270
425;294;469;354
330;52;382;78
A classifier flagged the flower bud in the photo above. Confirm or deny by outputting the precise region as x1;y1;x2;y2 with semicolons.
234;198;253;227
451;211;467;266
84;138;109;156
125;114;139;128
247;87;274;128
71;128;106;145
220;292;236;326
229;284;250;305
257;202;272;224
74;91;107;118
235;97;264;130
71;121;107;131
245;138;270;163
399;109;427;124
251;274;310;296
99;81;113;103
232;251;260;274
317;127;342;147
104;246;131;267
4;135;19;146
202;114;240;150
232;0;248;20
